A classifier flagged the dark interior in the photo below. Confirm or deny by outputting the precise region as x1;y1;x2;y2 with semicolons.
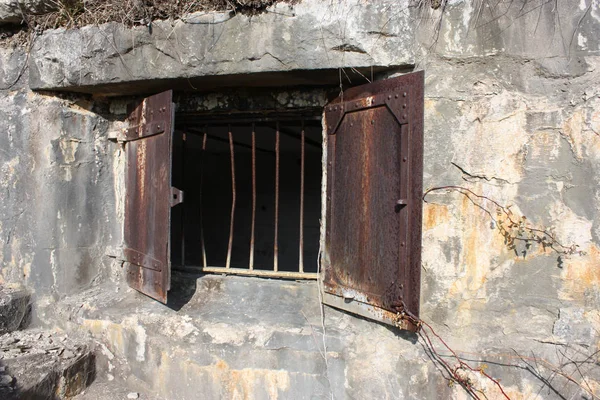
171;116;322;274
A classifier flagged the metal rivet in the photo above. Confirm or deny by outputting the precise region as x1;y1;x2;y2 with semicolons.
371;120;375;124
387;95;392;100
401;242;405;247
403;104;407;109
395;94;399;99
403;157;407;162
403;92;407;97
402;115;407;119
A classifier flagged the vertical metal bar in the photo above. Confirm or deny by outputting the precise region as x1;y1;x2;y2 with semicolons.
226;125;236;270
249;123;256;271
181;132;186;268
274;121;280;272
199;129;208;269
299;120;305;273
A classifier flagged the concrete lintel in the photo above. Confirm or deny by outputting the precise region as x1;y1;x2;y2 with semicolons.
28;0;416;94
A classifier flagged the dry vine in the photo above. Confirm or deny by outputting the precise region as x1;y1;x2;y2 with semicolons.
27;0;289;30
423;185;585;265
410;180;592;398
398;308;599;399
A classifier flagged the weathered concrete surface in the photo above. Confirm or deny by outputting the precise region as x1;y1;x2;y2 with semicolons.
74;381;161;400
0;286;31;333
1;0;600;399
417;0;600;60
39;275;458;400
0;328;95;399
0;49;122;299
40;274;600;399
28;0;414;93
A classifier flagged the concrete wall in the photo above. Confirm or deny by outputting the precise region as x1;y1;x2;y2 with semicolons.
1;0;600;398
0;47;122;302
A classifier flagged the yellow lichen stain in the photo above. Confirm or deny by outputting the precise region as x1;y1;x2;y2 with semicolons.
154;350;172;395
216;359;228;370
423;203;450;231
176;358;290;400
82;319;126;358
424;99;437;114
226;364;290;400
449;193;505;298
560;245;600;303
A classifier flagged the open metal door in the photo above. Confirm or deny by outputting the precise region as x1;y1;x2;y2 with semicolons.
322;71;424;331
123;90;180;304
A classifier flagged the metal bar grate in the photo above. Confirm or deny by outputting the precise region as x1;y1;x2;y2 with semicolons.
226;125;236;270
274;121;280;272
249;123;256;271
299;120;305;273
200;131;208;269
175;116;320;280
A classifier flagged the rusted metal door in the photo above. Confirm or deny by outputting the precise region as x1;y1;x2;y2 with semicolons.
322;71;424;331
123;90;179;304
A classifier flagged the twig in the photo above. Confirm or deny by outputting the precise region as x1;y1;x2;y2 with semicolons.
423;185;584;258
419;320;511;399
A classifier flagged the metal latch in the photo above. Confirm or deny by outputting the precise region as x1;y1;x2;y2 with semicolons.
395;199;408;212
171;187;184;207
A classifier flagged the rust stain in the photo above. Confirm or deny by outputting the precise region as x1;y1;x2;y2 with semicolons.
210;359;290;400
560;245;600;302
449;191;507;297
424;98;436;113
461;194;485;292
423;203;449;231
216;360;228;371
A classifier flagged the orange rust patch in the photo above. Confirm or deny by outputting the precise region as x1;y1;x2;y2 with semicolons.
216;360;228;371
560;245;600;302
423;203;450;231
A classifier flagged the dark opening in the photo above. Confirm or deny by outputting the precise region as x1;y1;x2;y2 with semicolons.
171;115;322;276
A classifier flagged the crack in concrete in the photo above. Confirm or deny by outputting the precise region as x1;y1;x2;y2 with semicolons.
451;162;515;185
331;43;367;54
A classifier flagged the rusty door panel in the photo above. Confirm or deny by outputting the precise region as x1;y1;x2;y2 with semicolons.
323;71;424;331
124;90;174;304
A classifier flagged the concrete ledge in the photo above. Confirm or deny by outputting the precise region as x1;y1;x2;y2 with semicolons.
38;274;427;399
28;0;415;94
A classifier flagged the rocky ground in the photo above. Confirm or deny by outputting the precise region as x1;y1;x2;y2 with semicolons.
0;285;96;399
0;327;95;399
